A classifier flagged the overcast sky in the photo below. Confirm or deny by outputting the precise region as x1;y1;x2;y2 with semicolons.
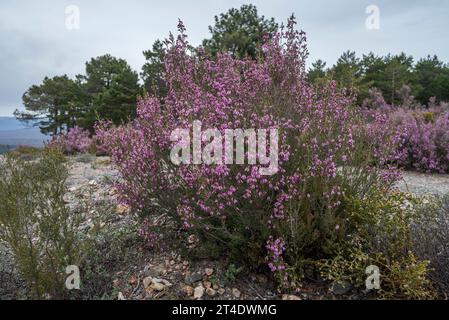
1;0;448;116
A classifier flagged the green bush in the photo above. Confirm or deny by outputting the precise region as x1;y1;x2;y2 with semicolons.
318;190;435;299
7;145;43;161
412;195;449;296
0;150;90;299
77;220;140;300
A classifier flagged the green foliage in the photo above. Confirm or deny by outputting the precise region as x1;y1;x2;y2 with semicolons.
318;190;435;299
330;51;368;97
203;4;278;59
0;150;90;299
363;53;415;106
77;221;140;300
7;145;43;161
307;59;329;87
141;40;167;97
17;55;140;135
413;56;449;104
224;263;244;284
16;75;86;136
79;54;141;129
310;51;449;106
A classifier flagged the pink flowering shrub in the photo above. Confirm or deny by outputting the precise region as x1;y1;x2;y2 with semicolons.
92;120;128;155
362;89;449;173
48;126;93;154
392;108;449;173
96;18;401;284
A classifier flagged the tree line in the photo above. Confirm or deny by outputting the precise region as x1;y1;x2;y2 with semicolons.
308;51;449;106
16;4;449;135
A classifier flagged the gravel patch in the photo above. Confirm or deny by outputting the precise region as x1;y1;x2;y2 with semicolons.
397;171;449;196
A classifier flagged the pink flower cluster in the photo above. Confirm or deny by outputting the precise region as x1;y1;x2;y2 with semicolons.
363;89;449;173
266;237;286;273
96;17;399;275
393;108;449;173
49;126;92;154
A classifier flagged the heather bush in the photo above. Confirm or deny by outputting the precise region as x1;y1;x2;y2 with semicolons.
49;126;93;154
0;150;91;299
362;89;449;173
398;109;449;173
97;17;431;293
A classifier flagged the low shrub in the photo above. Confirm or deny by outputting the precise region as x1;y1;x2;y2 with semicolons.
321;190;435;299
7;145;43;161
0;150;92;299
49;126;93;154
77;220;140;300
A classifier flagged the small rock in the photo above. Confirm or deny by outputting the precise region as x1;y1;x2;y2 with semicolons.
183;285;194;296
185;272;203;284
154;278;172;287
150;264;167;276
203;281;212;289
206;288;216;297
163;280;173;287
116;204;130;215
152;277;163;283
232;288;241;298
332;281;353;295
150;282;166;292
88;180;97;186
205;268;214;276
143;276;153;289
194;285;205;300
282;294;301;300
112;279;120;287
117;292;126;300
218;288;225;295
187;234;198;244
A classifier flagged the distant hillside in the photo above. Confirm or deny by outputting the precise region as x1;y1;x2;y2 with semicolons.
0;144;15;154
0;117;48;147
0;117;28;131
